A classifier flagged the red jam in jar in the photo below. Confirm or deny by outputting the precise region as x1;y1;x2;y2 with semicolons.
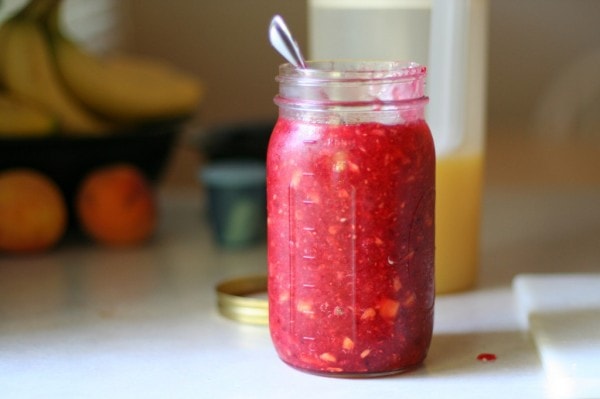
267;61;435;377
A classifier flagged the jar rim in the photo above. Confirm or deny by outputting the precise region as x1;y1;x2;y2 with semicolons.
277;60;426;83
275;60;427;110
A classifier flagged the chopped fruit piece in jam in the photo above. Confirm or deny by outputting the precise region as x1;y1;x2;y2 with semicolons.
378;298;401;320
267;118;435;376
296;300;314;315
342;337;355;351
393;276;403;291
402;291;417;307
320;352;337;363
360;308;376;321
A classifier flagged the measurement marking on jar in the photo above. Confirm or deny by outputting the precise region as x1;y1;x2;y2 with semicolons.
291;165;320;340
349;186;358;344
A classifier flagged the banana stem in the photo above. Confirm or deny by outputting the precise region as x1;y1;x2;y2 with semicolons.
42;0;63;37
14;0;63;22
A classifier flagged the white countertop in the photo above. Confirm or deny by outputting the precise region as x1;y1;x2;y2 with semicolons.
1;179;599;398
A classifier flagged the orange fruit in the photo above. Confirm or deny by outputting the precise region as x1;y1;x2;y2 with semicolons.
0;169;67;253
75;163;157;246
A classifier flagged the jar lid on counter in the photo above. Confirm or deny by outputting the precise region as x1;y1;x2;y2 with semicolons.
215;275;268;325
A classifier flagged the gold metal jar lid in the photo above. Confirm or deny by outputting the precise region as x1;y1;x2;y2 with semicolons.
215;275;268;325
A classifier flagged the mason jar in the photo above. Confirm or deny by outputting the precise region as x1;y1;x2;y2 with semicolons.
267;61;435;377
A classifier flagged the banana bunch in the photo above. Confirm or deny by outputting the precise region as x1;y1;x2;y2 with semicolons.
0;0;203;137
0;92;56;136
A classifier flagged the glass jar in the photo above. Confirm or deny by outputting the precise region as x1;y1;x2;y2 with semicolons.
267;61;435;377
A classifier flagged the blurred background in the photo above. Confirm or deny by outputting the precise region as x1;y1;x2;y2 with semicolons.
2;0;598;188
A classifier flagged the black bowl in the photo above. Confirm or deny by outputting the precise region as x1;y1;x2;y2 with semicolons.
0;119;183;229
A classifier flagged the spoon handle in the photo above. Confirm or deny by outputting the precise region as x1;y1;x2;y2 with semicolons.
269;15;306;69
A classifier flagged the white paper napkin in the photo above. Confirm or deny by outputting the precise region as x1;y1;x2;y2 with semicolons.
513;274;600;398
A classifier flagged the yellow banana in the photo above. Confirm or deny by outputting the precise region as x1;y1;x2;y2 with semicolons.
0;92;56;137
0;19;110;135
52;36;203;123
0;22;11;87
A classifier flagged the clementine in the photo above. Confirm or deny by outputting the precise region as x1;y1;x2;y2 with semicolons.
0;168;67;253
75;164;157;246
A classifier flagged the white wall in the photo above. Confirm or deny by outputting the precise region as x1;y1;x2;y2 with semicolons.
488;0;600;140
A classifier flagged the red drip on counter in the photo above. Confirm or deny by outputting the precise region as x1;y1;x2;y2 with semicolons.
476;353;497;362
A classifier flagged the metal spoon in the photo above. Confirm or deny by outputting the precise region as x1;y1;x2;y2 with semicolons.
269;15;306;69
